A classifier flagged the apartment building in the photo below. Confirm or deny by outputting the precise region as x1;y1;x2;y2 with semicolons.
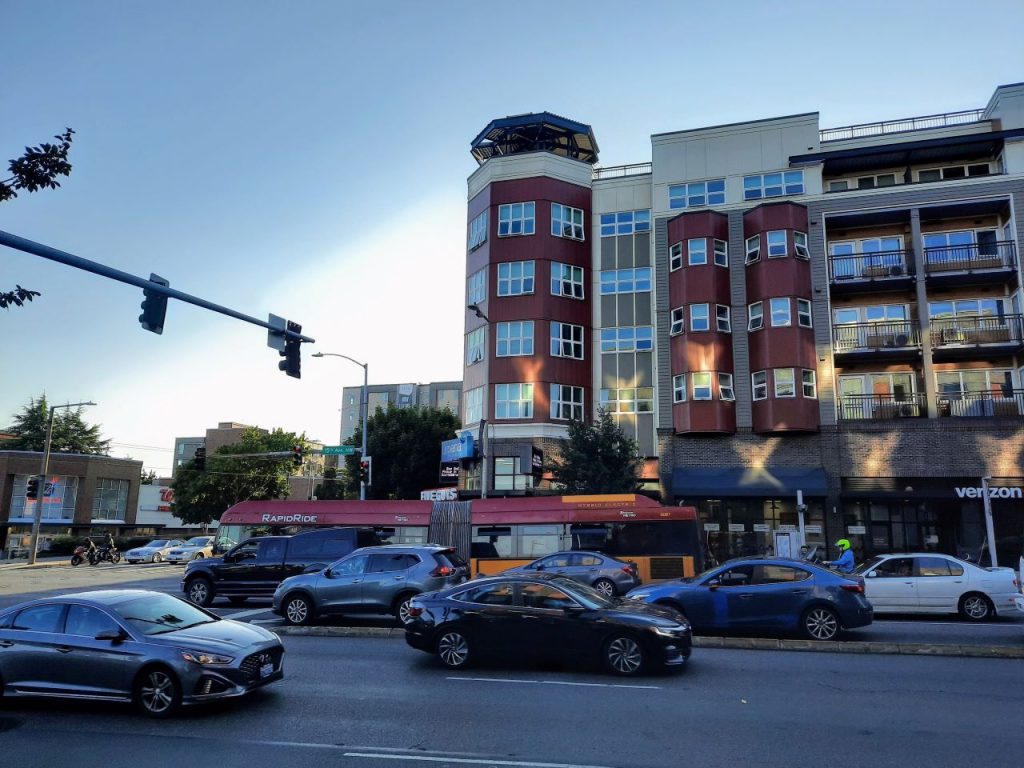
461;83;1024;566
339;381;462;442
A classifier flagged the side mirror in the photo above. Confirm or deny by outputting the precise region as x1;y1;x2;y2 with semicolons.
866;571;878;578
95;628;126;643
707;579;720;590
323;567;333;578
534;563;545;571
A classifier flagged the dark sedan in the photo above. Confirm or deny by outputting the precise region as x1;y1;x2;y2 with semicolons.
626;558;873;640
405;573;691;676
0;590;284;717
500;551;640;596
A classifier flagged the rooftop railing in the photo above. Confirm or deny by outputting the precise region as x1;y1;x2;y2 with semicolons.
592;162;652;180
820;109;986;143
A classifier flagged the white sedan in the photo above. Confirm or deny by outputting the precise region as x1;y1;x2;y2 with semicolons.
855;552;1021;620
166;536;215;564
124;539;185;564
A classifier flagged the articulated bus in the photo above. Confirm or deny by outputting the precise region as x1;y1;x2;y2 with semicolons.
214;494;701;582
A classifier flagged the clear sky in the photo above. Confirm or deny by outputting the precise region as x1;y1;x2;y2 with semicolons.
2;0;1022;476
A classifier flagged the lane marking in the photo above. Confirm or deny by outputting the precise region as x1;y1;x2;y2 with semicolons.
872;621;1023;629
250;618;283;625
217;606;275;620
343;753;616;767
446;676;660;690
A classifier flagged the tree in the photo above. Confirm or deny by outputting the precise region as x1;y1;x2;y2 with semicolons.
170;427;303;527
1;128;75;310
1;395;110;454
548;409;642;494
313;466;344;500
342;405;461;500
141;469;158;485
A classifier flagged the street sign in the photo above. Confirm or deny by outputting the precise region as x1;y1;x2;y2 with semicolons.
267;313;287;352
322;445;356;456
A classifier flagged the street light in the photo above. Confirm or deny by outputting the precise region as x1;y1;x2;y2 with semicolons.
313;352;369;501
28;400;97;564
467;303;489;322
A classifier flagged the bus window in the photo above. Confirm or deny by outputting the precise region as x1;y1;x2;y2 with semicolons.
570;524;611;552
473;527;513;558
519;525;561;559
606;522;692;556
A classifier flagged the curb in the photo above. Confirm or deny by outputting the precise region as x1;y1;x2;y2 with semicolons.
0;559;70;571
269;625;1024;659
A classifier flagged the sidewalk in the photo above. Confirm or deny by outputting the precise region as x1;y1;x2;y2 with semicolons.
0;556;69;571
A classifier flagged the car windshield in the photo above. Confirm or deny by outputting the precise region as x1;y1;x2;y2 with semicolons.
551;577;615;610
185;537;210;546
854;556;886;575
112;594;218;635
146;540;169;548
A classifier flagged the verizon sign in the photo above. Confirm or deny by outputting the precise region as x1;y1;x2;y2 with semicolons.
954;486;1023;499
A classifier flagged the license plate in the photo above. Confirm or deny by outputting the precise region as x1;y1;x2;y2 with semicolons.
260;662;273;678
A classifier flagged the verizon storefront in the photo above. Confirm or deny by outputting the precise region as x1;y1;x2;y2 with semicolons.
839;477;1024;566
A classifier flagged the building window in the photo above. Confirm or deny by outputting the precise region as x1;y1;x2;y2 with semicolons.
468;211;488;250
918;163;991;182
551;263;584;299
745;235;760;264
794;231;810;259
551;322;584;360
767;230;787;258
743;170;804;200
670;307;685;336
467;268;486;305
690;303;710;332
670;242;683;272
719;373;735;401
466;327;486;365
600;268;652;295
770;298;791;327
9;475;78;521
692;372;712;400
600;209;650;237
716;305;731;333
550;384;584;420
495;383;534;419
498;202;535;237
496;321;534;357
673;374;686;403
752;371;768;401
93;478;129;521
493;457;534;491
497;261;535;296
714;239;728;267
802;369;817;399
600;387;654;413
669;179;726;209
774;368;796;398
464;386;484;425
600;326;654;352
688;238;707;266
797;299;812;328
551;203;584;240
748;301;764;331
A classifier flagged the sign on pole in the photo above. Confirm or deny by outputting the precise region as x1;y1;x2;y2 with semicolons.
322;445;356;456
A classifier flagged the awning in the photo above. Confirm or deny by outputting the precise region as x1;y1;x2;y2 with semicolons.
672;467;828;498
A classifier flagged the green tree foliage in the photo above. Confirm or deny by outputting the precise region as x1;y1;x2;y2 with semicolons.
1;395;110;454
170;428;303;526
342;405;461;500
141;469;158;485
313;466;344;500
548;409;641;494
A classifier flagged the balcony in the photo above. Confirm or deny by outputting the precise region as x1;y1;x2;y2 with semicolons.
820;109;985;143
837;393;927;421
829;250;915;294
930;315;1024;360
938;390;1024;418
592;162;652;180
833;321;921;363
924;241;1018;287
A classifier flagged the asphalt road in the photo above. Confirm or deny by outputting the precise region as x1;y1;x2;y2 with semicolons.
1;637;1022;768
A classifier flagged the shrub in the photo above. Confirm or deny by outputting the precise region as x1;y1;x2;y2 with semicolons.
47;535;79;555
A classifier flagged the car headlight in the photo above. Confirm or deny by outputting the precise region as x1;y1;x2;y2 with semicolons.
651;624;688;637
180;650;234;665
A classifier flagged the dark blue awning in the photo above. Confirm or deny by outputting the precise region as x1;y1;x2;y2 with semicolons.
672;467;828;498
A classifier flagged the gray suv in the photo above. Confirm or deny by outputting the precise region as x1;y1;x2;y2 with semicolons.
272;545;469;625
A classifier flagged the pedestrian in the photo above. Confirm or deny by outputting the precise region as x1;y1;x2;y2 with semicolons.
824;538;855;573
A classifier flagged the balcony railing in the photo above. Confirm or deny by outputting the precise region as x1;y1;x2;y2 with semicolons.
938;390;1024;418
829;250;914;282
837;393;927;421
592;162;652;180
833;321;920;353
924;241;1017;274
820;109;986;143
930;315;1024;348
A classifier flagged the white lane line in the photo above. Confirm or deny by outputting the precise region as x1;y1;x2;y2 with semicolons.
872;621;1023;629
448;676;540;684
446;676;660;690
218;607;274;620
343;753;616;767
542;680;660;690
250;618;283;625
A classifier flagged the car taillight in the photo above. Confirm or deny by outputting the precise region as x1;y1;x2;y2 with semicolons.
407;605;423;618
841;583;864;594
622;565;636;575
431;565;454;577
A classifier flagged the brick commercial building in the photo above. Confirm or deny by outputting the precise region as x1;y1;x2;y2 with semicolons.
461;82;1024;566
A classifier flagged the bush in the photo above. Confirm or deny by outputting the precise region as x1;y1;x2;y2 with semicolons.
47;535;79;555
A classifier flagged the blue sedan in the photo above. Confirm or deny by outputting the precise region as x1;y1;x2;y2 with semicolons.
625;557;873;640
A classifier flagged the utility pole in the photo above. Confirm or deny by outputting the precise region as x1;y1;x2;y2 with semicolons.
313;352;369;500
981;476;998;567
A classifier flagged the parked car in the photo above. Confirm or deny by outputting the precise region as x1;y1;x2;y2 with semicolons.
500;551;640;596
854;552;1021;620
0;589;283;717
167;536;219;564
405;573;690;676
626;557;873;641
273;545;470;625
124;539;185;564
182;527;378;607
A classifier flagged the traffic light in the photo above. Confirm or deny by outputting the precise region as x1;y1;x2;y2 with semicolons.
358;456;372;486
278;320;302;378
292;445;303;468
26;476;40;500
194;447;206;472
139;273;170;334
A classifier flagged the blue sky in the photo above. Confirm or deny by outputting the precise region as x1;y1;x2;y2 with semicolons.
2;0;1022;475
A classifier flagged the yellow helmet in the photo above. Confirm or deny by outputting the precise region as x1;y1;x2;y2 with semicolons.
835;538;851;551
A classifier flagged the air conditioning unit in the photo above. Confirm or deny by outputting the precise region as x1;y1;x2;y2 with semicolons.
885;332;910;347
896;404;915;417
888;265;905;276
942;328;966;344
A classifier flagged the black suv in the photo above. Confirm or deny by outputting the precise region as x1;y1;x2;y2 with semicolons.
182;527;378;606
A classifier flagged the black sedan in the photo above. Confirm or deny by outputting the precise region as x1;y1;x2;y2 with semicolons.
405;573;691;676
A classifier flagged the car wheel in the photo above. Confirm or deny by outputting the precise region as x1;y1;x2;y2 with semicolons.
186;577;213;607
593;578;617;597
802;606;840;641
393;593;419;624
959;593;994;621
153;552;163;563
437;630;471;669
283;594;313;626
134;667;181;718
604;634;645;676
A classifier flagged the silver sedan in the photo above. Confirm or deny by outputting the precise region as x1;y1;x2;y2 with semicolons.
501;551;641;596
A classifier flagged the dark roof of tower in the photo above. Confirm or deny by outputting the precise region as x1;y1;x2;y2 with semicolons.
471;112;598;165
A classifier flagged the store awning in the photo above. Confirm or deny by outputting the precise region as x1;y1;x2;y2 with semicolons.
672;467;828;498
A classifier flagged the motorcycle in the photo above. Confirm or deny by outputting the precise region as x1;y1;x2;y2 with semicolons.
72;539;98;566
93;543;121;564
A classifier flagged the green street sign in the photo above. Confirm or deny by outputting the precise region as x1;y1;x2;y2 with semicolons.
322;445;356;456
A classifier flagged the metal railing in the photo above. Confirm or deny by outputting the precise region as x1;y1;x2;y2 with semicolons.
829;250;914;282
592;162;652;180
820;109;986;143
930;315;1024;347
924;241;1017;274
837;393;927;421
938;390;1024;418
833;321;920;353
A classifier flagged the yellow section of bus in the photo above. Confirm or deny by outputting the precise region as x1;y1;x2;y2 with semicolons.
469;555;695;583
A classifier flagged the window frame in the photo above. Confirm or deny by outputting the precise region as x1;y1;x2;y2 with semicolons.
600;268;653;295
691;372;713;401
600;326;655;353
496;260;535;297
743;170;804;200
498;202;536;237
495;320;535;357
745;235;760;264
600;209;651;237
670;307;685;336
770;297;792;328
752;371;768;401
600;387;655;414
774;368;796;398
669;242;683;272
464;386;484;425
748;301;764;331
550;384;584;421
689;303;710;332
797;298;813;328
802;369;818;399
551;262;584;299
467;268;487;305
551;202;585;241
550;321;584;360
719;373;735;401
716;304;732;333
672;373;687;403
468;210;488;250
668;179;726;210
713;239;728;267
688;238;708;266
466;327;486;366
495;383;534;420
766;230;788;258
794;231;810;259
